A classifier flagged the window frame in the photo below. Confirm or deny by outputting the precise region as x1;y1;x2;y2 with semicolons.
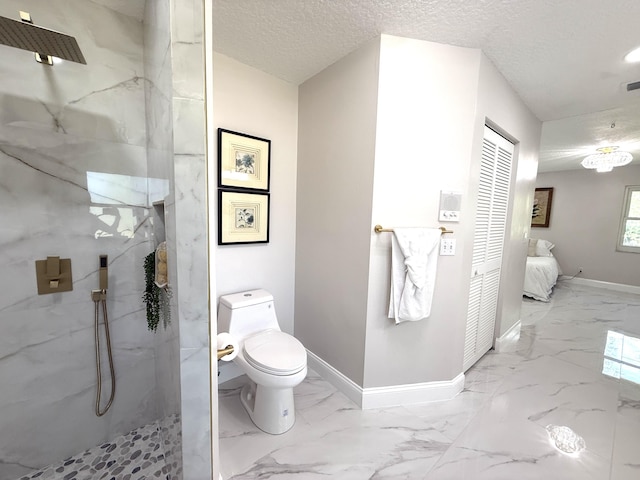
617;185;640;253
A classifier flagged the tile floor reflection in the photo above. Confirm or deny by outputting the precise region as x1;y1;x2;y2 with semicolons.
218;280;640;479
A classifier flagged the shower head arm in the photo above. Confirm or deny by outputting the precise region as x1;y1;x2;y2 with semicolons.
18;11;52;64
0;11;87;65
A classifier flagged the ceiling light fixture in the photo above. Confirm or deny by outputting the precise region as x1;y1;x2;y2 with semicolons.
625;46;640;63
581;146;633;173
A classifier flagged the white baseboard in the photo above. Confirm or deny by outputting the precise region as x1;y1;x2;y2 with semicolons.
560;276;640;295
306;350;363;407
306;350;465;410
361;373;465;409
494;320;521;352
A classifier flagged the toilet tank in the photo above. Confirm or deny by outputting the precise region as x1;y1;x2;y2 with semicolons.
217;289;280;339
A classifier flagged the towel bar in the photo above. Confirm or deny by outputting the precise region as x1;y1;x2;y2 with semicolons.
374;224;453;234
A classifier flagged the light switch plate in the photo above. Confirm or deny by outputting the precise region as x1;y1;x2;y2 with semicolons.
440;239;456;256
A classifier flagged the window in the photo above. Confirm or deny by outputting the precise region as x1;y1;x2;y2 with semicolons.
617;186;640;253
603;330;640;385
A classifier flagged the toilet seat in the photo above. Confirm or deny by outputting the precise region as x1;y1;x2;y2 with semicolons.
243;330;306;375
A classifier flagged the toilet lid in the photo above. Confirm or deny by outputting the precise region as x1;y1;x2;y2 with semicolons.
243;330;306;375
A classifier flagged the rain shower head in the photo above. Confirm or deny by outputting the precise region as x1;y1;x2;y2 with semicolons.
0;11;86;65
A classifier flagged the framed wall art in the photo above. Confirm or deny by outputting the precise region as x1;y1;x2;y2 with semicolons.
218;189;270;245
531;187;553;228
218;128;271;191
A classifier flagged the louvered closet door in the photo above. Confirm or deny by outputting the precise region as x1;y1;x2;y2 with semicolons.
463;126;514;371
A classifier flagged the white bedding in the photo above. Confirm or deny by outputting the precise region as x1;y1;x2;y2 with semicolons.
523;255;560;302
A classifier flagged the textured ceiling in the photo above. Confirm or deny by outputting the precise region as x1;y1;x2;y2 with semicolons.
213;0;640;172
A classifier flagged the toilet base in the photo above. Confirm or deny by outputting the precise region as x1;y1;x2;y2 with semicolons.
240;381;296;435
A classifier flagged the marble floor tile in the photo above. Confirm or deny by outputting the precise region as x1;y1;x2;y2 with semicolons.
218;280;640;479
424;417;610;480
401;389;491;442
294;369;358;425
224;405;453;479
483;355;618;460
218;377;316;479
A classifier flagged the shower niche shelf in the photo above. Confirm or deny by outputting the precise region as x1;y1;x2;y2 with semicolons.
152;200;166;246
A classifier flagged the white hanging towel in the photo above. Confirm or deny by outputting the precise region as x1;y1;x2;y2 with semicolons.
388;228;441;324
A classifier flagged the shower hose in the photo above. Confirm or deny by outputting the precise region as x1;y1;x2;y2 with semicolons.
94;291;116;416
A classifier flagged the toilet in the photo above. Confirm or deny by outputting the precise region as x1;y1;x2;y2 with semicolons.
217;289;307;434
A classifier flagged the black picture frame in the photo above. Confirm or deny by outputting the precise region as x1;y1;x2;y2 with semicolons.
218;189;270;245
218;128;271;192
532;187;553;228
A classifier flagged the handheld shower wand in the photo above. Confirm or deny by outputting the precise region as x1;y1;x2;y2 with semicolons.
92;255;115;416
99;254;108;291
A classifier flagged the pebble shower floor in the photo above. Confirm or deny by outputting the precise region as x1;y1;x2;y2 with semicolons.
16;415;181;480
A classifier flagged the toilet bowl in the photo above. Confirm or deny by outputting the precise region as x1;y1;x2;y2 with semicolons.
218;289;307;434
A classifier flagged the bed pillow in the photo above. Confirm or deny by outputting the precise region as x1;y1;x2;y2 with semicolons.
534;239;555;257
528;238;538;256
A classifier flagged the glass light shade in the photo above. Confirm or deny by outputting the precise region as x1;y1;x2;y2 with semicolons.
581;146;633;173
596;164;614;173
625;46;640;63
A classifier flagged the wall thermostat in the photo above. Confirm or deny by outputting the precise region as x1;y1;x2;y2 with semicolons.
439;191;462;222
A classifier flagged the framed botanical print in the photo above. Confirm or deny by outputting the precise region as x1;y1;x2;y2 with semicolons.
218;129;271;192
218;189;270;245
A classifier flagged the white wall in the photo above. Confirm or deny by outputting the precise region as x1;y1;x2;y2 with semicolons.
536;165;640;286
213;53;299;335
474;55;542;338
364;35;482;387
296;39;381;386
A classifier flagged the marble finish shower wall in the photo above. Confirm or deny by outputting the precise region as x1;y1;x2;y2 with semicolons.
143;0;183;476
169;1;212;479
0;1;156;478
144;0;211;479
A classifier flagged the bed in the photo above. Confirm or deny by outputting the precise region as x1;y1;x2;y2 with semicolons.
523;238;561;302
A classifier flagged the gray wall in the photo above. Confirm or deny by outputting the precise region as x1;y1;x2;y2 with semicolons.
364;36;482;386
296;38;381;386
535;165;640;286
474;54;542;339
364;37;541;385
295;34;541;390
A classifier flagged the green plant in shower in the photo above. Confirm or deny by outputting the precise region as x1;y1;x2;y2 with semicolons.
142;251;172;331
